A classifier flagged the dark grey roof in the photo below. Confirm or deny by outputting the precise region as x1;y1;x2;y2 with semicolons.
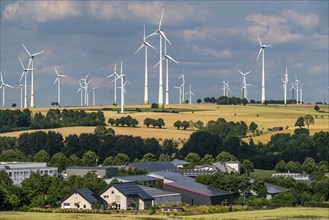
171;159;190;166
76;188;104;204
127;162;176;172
114;175;161;182
266;183;290;194
165;181;233;197
113;182;153;200
139;185;181;197
66;166;114;170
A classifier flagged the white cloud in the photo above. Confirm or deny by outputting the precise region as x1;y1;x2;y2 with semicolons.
308;64;328;75
3;1;80;24
282;9;319;29
245;14;303;44
192;45;232;58
309;34;328;50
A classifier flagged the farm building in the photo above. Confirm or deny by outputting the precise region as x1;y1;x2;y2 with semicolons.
139;185;181;205
105;175;162;187
61;188;105;210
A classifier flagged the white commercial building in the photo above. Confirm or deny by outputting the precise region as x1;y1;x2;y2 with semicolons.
0;162;58;185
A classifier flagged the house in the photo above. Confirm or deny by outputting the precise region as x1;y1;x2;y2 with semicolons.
139;185;181;205
65;166;118;178
272;173;310;181
170;168;218;178
99;182;154;210
105;175;162;187
148;171;234;206
126;162;176;172
171;159;190;168
0;162;58;185
61;188;105;210
249;179;290;199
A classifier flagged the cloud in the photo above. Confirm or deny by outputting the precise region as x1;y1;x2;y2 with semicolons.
282;9;319;29
309;34;328;50
245;14;303;44
192;45;232;58
3;1;80;24
308;63;328;75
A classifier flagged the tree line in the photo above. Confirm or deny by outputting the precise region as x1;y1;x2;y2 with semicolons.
0;109;105;133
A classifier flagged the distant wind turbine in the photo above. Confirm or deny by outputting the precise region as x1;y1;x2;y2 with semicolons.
0;73;14;108
107;64;118;105
281;67;289;105
22;44;44;108
178;67;185;103
18;57;33;108
92;86;99;107
239;70;252;99
19;83;24;108
289;81;296;103
295;76;300;104
54;67;68;107
256;34;272;104
174;84;183;104
299;84;303;104
135;25;155;105
77;80;85;107
185;84;195;105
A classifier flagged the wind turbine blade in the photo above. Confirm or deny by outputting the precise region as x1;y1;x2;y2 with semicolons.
4;84;14;88
143;24;146;39
146;31;158;39
54;77;58;85
32;51;45;56
167;55;178;64
77;87;81;93
160;31;172;45
85;73;89;80
135;44;144;54
263;45;272;47
19;72;25;83
19;57;25;69
145;42;155;49
60;75;68;77
257;33;262;46
22;44;32;56
256;48;262;62
238;70;243;75
154;60;161;69
191;92;195;96
54;67;59;75
246;71;252;75
159;7;164;30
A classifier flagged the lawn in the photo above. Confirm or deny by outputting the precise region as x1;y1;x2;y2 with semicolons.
1;104;328;145
250;169;276;178
0;207;328;220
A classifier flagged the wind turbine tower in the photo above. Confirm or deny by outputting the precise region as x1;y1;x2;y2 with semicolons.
174;84;183;104
295;76;300;104
147;7;172;109
289;82;296;103
178;67;185;103
0;73;14;108
92;86;99;107
54;67;68;107
18;57;32;108
22;44;44;108
299;84;303;104
19;83;24;108
77;80;85;107
135;25;155;105
256;34;272;104
107;64;118;105
281;67;289;105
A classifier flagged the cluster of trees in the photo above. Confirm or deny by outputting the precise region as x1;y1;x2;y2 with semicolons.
108;115;139;127
173;120;204;130
0;109;105;133
143;118;165;128
0;125;180;165
295;115;315;129
0;170;107;210
203;96;248;105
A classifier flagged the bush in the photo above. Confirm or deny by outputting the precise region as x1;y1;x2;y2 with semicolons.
303;201;329;208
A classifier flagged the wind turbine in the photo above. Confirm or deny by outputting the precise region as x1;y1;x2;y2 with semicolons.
178;67;185;104
281;67;289;105
239;70;252;99
117;62;130;113
92;86;99;107
221;80;226;97
54;67;68;107
81;74;89;106
299;84;303;104
0;73;14;108
107;64;118;105
146;7;172;109
77;80;85;107
174;84;183;104
21;44;44;108
18;57;33;108
289;81;296;103
224;81;231;97
295;76;300;104
18;83;24;108
256;34;272;104
135;25;155;105
185;84;195;105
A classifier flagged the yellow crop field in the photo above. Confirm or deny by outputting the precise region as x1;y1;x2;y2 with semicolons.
1;104;328;145
0;207;328;220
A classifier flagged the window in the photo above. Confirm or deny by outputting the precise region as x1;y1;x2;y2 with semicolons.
104;195;109;198
83;205;86;208
111;190;114;194
8;172;12;177
63;203;70;207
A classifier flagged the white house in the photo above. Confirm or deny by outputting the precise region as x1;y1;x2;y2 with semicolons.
61;188;105;210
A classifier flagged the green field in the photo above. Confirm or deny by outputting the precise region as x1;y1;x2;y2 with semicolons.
250;169;276;178
0;207;328;220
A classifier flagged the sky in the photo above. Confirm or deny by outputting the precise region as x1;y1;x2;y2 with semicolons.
0;0;328;107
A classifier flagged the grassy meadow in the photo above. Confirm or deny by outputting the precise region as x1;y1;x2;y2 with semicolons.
0;207;328;220
0;104;328;145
